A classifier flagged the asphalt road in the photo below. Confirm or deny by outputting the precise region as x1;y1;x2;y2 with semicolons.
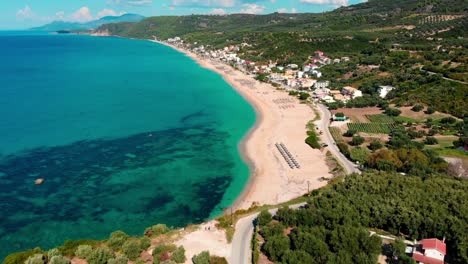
230;203;307;264
316;103;360;175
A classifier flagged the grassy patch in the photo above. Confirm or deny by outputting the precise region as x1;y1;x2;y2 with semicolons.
434;148;468;159
366;114;395;123
326;151;346;177
394;115;420;123
329;127;345;143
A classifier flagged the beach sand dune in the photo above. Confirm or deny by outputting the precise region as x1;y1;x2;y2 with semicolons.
154;41;331;209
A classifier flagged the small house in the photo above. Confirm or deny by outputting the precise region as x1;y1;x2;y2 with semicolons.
378;85;395;98
411;238;446;264
341;86;362;99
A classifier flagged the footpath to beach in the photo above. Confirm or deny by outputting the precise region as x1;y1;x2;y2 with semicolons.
152;40;332;210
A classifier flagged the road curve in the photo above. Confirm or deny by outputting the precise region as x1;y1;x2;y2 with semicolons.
230;203;307;264
316;103;360;175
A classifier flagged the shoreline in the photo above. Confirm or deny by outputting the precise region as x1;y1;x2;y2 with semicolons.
151;40;264;210
151;39;332;210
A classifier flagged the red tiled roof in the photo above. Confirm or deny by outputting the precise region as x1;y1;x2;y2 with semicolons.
421;239;447;255
412;253;444;264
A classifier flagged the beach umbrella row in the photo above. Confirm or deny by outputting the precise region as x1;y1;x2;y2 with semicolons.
275;143;301;169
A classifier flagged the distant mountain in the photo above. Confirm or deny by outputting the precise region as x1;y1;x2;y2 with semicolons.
31;14;145;31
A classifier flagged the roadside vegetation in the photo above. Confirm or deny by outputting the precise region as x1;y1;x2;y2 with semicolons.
255;171;468;264
3;224;228;264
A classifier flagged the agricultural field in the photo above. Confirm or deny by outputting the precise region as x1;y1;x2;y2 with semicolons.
397;106;453;121
365;114;395;123
348;123;397;134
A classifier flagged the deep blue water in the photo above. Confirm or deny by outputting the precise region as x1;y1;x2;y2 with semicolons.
0;32;255;259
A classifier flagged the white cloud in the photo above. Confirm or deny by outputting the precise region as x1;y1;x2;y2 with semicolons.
55;11;65;20
109;0;153;6
278;7;298;13
300;0;349;6
209;8;227;15
172;0;236;8
16;5;34;20
97;9;127;18
239;3;265;14
70;7;93;22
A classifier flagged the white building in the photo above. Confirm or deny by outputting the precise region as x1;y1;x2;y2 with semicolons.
378;85;395;98
322;95;335;103
342;86;362;99
311;70;322;78
411;238;446;264
315;81;330;89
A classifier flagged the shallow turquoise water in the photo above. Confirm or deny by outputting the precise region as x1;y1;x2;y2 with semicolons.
0;32;255;259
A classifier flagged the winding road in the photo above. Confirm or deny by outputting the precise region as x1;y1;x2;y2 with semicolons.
230;203;307;264
316;103;361;175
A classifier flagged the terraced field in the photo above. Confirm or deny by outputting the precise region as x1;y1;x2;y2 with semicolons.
348;123;397;134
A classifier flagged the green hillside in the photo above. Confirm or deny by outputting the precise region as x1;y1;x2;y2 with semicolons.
97;0;467;118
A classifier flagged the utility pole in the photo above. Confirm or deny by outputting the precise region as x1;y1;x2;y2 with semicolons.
230;207;234;227
307;180;310;194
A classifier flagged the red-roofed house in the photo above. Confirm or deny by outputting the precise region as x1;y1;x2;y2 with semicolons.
315;50;324;57
411;238;446;264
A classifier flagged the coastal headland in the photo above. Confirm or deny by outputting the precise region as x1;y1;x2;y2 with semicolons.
151;40;331;210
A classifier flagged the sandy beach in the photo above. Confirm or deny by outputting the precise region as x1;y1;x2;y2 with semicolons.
152;40;331;210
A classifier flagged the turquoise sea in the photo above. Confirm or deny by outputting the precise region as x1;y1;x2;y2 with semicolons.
0;32;255;260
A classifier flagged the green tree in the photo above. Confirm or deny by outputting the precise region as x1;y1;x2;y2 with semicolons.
335;112;345;117
171;246;186;263
49;256;70;264
192;251;210;264
145;224;170;237
140;237;151;251
87;248;114;264
153;244;176;264
123;239;142;260
424;136;438;145
299;92;310;100
368;140;383;151
281;250;313;264
47;249;61;259
385;107;402;117
108;231;129;250
350;136;365;146
3;247;44;264
25;254;45;264
108;255;128;264
257;210;272;226
75;245;93;259
305;131;321;149
411;104;424;112
368;149;403;171
262;235;290;262
350;147;370;164
337;142;351;157
425;107;435;114
343;129;356;137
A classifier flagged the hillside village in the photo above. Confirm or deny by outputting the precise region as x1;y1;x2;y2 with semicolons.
165;37;380;105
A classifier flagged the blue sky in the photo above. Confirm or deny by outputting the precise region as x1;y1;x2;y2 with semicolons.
1;0;366;29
